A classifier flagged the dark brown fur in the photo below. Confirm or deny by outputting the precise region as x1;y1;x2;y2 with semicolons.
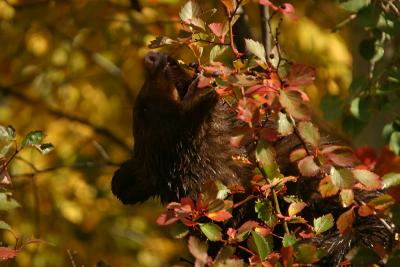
111;52;393;266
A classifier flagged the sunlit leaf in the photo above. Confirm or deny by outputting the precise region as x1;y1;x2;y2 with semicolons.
336;207;354;235
0;193;20;211
340;189;354;207
251;230;272;260
245;39;266;63
331;167;355;189
352;169;382;190
277;112;293;136
288;202;306;217
313;214;334;235
22;131;45;147
200;223;222;241
383;172;400;189
188;42;204;61
279;90;310;120
0;220;12;231
298;156;320;177
35;143;54;155
282;233;297;247
319;175;340;197
298;121;320;147
180;1;201;22
0;125;15;142
205;210;232;222
209;45;227;62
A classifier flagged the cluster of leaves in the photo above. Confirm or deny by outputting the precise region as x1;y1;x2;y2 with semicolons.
327;0;400;154
151;1;400;266
0;125;53;262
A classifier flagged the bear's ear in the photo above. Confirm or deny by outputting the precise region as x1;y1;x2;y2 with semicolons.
111;159;155;204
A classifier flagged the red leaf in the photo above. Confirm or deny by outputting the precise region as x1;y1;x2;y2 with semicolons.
156;210;179;225
0;247;18;260
259;128;278;142
205;210;232;222
237;98;259;125
354;146;377;170
358;204;374;217
280;3;299;21
336;207;355;235
259;0;279;11
197;76;213;89
287;64;316;87
281;246;294;267
216;86;233;96
208;23;225;43
325;152;358;167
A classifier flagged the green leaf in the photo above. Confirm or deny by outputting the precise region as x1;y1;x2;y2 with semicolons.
215;180;230;200
295;243;317;264
350;97;371;122
255;199;276;227
35;143;54;155
331;167;355;189
383;172;400;189
279;90;310;120
277;112;293;136
313;214;334;235
200;223;222;241
339;0;371;12
251;230;272;260
0;193;20;211
298;121;320;147
179;1;201;22
352;169;382;189
282;233;297;247
209;45;227;62
245;39;266;63
0;220;12;231
0;125;15;142
389;132;400;155
22;131;45;148
255;140;280;179
0;142;14;157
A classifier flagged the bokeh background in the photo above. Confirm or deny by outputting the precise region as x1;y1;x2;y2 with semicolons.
0;0;398;266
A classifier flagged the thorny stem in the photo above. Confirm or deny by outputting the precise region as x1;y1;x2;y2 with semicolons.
226;0;243;58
